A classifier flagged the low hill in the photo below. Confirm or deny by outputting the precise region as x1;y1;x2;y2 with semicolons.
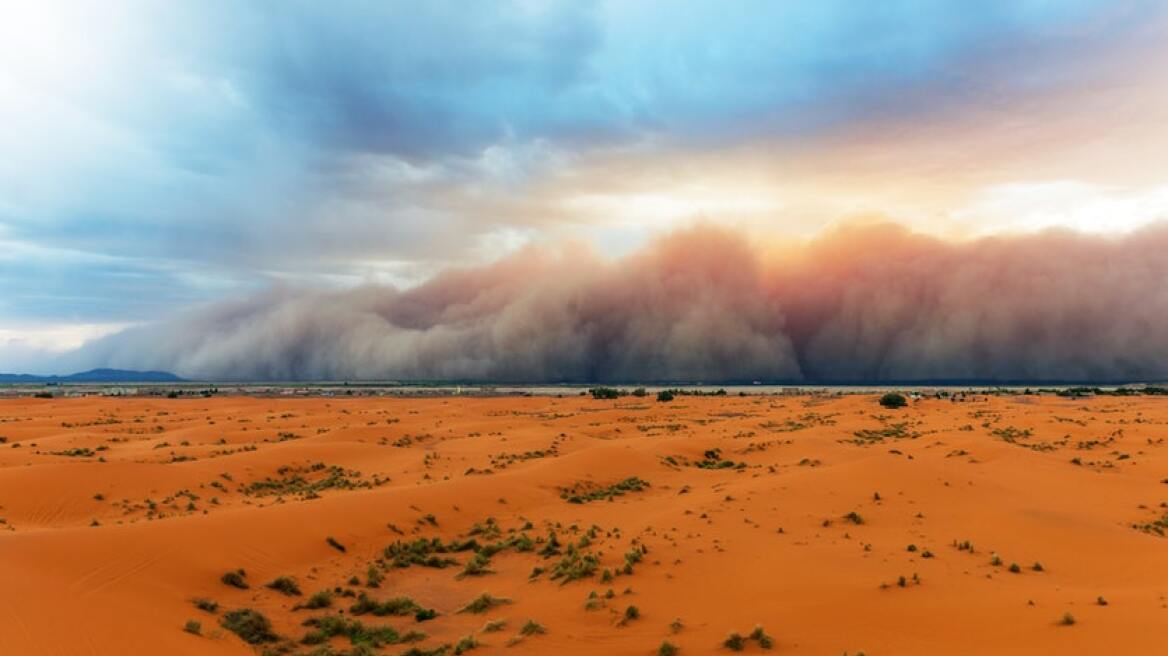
0;368;184;383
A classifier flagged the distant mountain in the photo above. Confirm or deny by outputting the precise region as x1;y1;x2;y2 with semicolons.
0;368;185;383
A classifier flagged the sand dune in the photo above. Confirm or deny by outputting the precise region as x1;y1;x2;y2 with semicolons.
1;393;1165;654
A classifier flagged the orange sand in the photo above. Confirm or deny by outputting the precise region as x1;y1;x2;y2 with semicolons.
0;393;1165;655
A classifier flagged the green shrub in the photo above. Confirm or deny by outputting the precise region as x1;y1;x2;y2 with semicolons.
266;576;301;596
519;619;546;636
220;569;248;589
192;598;218;613
295;590;333;610
749;625;774;649
183;619;201;635
221;608;277;644
300;615;404;648
454;635;479;654
879;392;907;409
349;592;436;620
459;552;493;578
482;619;507;633
458;592;512;614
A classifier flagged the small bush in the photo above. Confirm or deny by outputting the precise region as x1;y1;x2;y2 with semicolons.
519;619;546;636
349;593;424;617
220;569;248;589
749;625;774;649
458;592;512;614
192;598;219;613
221;608;277;644
1059;612;1076;626
879;392;907;409
723;633;746;651
295;590;333;610
454;635;479;654
300;615;404;648
266;576;302;596
459;552;493;578
657;390;675;402
659;641;680;656
183;619;201;635
482;619;507;633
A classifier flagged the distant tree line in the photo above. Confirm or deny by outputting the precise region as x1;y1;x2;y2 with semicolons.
587;387;729;402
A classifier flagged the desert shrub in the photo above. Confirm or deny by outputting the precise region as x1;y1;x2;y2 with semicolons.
723;633;746;651
220;569;248;589
192;598;219;613
589;387;620;400
659;641;680;656
454;635;479;654
879;392;907;409
300;615;403;648
221;608;277;644
349;593;424;617
482;619;507;633
266;576;301;596
183;619;201;635
519;619;546;636
295;590;333;610
749;625;774;649
458;592;512;614
657;390;675;402
1059;612;1076;626
538;531;562;558
366;564;384;588
459;552;493;578
550;545;599;583
384;537;463;569
562;477;649;504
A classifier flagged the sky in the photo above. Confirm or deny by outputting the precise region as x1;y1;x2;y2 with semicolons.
2;1;1168;380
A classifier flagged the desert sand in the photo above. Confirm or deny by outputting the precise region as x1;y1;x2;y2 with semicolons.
0;392;1165;655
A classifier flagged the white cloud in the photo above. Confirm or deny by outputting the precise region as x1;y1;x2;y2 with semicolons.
954;181;1168;236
